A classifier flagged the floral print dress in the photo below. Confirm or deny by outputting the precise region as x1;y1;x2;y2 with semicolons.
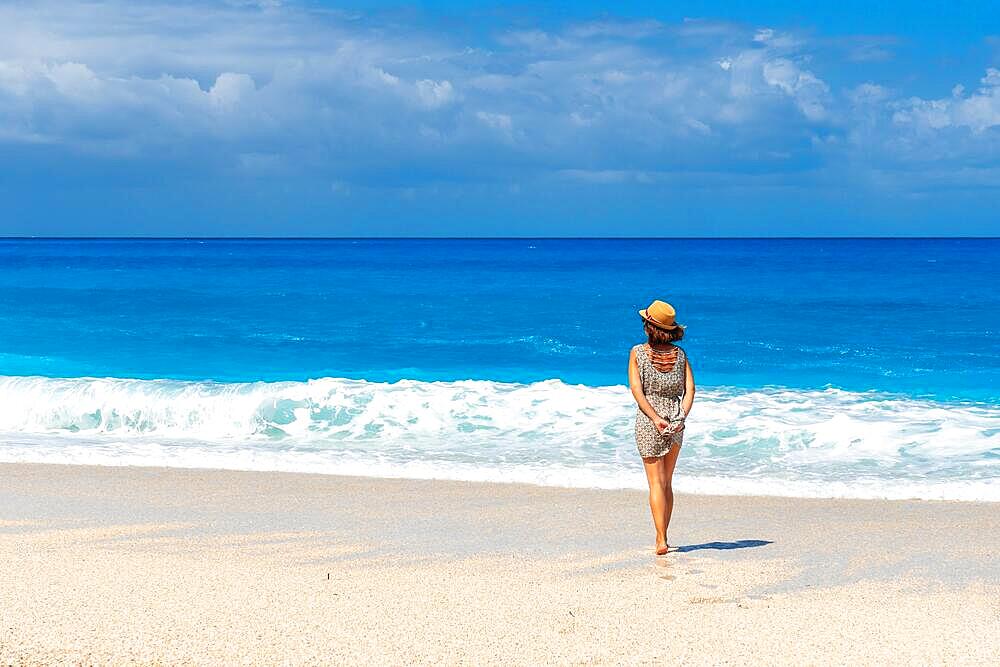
633;343;687;458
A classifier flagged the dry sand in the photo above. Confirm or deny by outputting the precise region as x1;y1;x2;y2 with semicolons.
1;462;998;665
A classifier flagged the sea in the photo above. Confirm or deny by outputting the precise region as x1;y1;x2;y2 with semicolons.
1;238;997;501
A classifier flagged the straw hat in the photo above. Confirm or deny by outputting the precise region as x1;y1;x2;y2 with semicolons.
639;300;683;331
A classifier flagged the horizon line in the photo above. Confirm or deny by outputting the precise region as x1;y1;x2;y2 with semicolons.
2;236;1000;241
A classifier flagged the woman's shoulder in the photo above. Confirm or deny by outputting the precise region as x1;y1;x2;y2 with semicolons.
630;343;647;361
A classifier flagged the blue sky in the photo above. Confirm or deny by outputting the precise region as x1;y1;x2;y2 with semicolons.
1;1;999;236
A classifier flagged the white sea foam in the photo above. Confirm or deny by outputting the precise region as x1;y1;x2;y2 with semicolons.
0;375;997;501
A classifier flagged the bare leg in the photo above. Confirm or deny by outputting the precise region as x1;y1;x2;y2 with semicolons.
661;444;682;546
642;456;667;553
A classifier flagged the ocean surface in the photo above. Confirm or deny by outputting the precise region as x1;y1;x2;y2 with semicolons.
1;238;998;500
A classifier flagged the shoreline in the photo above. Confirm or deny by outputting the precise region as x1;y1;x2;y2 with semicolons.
3;455;998;503
3;462;999;664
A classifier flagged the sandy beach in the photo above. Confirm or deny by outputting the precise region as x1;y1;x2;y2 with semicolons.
1;462;998;665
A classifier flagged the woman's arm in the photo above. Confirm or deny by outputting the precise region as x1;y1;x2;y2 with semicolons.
682;359;696;417
629;347;668;433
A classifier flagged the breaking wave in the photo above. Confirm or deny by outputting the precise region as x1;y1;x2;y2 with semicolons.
0;375;997;501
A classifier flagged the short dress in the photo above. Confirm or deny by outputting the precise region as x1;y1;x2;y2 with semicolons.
634;343;687;458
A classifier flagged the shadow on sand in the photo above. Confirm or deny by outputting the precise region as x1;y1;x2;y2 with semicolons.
675;539;772;553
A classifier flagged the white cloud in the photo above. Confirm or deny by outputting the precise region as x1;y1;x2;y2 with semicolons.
761;58;830;121
209;72;255;111
0;3;839;171
893;68;1000;133
373;69;400;86
46;62;101;99
0;0;996;199
476;111;512;131
415;79;455;108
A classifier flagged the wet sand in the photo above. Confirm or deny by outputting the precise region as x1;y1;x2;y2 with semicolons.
1;462;998;664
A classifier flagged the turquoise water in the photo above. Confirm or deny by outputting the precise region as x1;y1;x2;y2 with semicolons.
1;238;997;499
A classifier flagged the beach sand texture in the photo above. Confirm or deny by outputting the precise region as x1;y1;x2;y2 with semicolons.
1;463;999;665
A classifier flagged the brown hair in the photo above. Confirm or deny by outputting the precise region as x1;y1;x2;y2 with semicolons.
644;321;685;345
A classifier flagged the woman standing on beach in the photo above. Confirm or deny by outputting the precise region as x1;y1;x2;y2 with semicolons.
629;300;695;556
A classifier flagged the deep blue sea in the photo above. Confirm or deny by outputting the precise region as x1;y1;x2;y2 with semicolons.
1;238;997;500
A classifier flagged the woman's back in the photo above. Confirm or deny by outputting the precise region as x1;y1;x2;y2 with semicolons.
633;343;686;399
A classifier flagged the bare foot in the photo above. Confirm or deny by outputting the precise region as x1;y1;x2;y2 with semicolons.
655;542;668;556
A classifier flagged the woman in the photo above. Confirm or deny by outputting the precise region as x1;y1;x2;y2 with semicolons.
628;300;696;556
